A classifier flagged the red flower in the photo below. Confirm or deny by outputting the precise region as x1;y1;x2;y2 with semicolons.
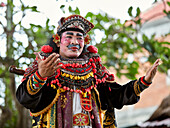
87;45;98;53
55;36;59;40
41;45;53;53
0;2;5;7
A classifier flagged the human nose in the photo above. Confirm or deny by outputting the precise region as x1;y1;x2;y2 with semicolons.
71;37;79;45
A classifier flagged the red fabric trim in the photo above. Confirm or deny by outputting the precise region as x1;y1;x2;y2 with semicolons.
35;71;47;81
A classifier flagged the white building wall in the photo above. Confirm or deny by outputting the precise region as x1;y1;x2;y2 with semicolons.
141;16;170;38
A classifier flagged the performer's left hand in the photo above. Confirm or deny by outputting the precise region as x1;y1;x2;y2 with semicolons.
144;59;161;83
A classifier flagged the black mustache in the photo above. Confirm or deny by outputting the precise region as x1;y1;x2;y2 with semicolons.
67;44;81;49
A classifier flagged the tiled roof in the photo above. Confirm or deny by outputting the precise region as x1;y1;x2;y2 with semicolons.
140;0;170;23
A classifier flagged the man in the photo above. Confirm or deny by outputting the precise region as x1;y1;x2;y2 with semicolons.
16;14;160;128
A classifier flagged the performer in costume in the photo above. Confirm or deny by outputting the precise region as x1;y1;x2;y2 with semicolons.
16;14;160;128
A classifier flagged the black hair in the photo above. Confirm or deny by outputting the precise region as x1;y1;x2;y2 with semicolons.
46;37;60;53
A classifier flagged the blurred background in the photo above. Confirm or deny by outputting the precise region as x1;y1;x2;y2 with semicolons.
0;0;170;127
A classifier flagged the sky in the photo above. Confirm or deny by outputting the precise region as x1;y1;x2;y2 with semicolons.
30;0;155;20
20;0;157;28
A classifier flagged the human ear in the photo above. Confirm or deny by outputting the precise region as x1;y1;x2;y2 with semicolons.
56;42;60;47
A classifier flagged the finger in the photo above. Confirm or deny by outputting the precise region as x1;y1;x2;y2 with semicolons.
154;59;161;65
146;66;152;74
51;58;61;67
150;64;158;73
53;64;62;71
150;59;160;69
34;52;42;62
151;66;158;76
55;58;61;65
153;63;159;69
44;53;59;64
44;53;56;64
151;69;157;79
147;64;157;76
48;55;60;66
158;59;163;65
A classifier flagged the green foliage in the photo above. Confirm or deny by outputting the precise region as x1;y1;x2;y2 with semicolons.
136;7;141;17
153;0;158;4
21;5;39;12
68;6;80;15
142;34;170;72
60;5;65;14
128;6;133;17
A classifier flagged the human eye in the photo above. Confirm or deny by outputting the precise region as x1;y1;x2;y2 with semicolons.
77;37;83;40
66;36;72;39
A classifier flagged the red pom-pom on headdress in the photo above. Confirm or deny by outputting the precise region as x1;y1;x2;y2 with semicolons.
41;45;53;53
87;45;98;53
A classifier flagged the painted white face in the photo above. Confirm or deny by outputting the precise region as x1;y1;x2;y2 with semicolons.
58;31;84;58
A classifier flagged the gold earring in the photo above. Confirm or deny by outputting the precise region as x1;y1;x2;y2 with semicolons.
53;34;60;44
84;34;91;45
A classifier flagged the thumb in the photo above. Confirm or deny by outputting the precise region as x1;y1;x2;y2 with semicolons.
34;52;42;62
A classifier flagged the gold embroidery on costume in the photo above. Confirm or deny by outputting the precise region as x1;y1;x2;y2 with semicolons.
103;111;116;128
47;103;56;128
93;87;104;126
73;113;89;126
32;114;47;128
80;91;92;111
61;95;68;109
27;78;41;95
42;113;48;127
32;105;57;128
134;81;141;96
31;88;61;117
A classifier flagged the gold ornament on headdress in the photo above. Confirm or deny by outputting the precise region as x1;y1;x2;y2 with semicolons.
57;15;94;35
53;34;60;44
84;34;91;44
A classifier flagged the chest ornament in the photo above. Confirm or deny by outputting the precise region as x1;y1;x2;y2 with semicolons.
49;55;110;95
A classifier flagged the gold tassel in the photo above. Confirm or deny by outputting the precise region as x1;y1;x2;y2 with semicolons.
83;92;87;97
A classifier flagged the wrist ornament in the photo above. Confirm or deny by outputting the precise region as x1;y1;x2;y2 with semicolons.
140;76;152;87
26;71;47;95
134;76;152;96
33;71;47;88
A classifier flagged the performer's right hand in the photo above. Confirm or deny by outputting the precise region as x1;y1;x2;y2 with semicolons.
34;52;62;78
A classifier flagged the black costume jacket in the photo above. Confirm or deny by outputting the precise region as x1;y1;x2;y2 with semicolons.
16;51;148;128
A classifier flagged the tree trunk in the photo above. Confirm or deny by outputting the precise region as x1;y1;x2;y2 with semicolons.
16;103;31;128
0;105;12;128
10;74;31;128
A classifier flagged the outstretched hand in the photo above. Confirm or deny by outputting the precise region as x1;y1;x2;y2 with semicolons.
34;52;62;78
144;59;161;83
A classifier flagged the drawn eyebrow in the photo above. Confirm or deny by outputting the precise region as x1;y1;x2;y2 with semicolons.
76;33;83;37
66;32;83;37
66;32;74;35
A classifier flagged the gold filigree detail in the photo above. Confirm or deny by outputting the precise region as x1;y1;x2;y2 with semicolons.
27;78;41;95
31;88;61;117
134;80;140;96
